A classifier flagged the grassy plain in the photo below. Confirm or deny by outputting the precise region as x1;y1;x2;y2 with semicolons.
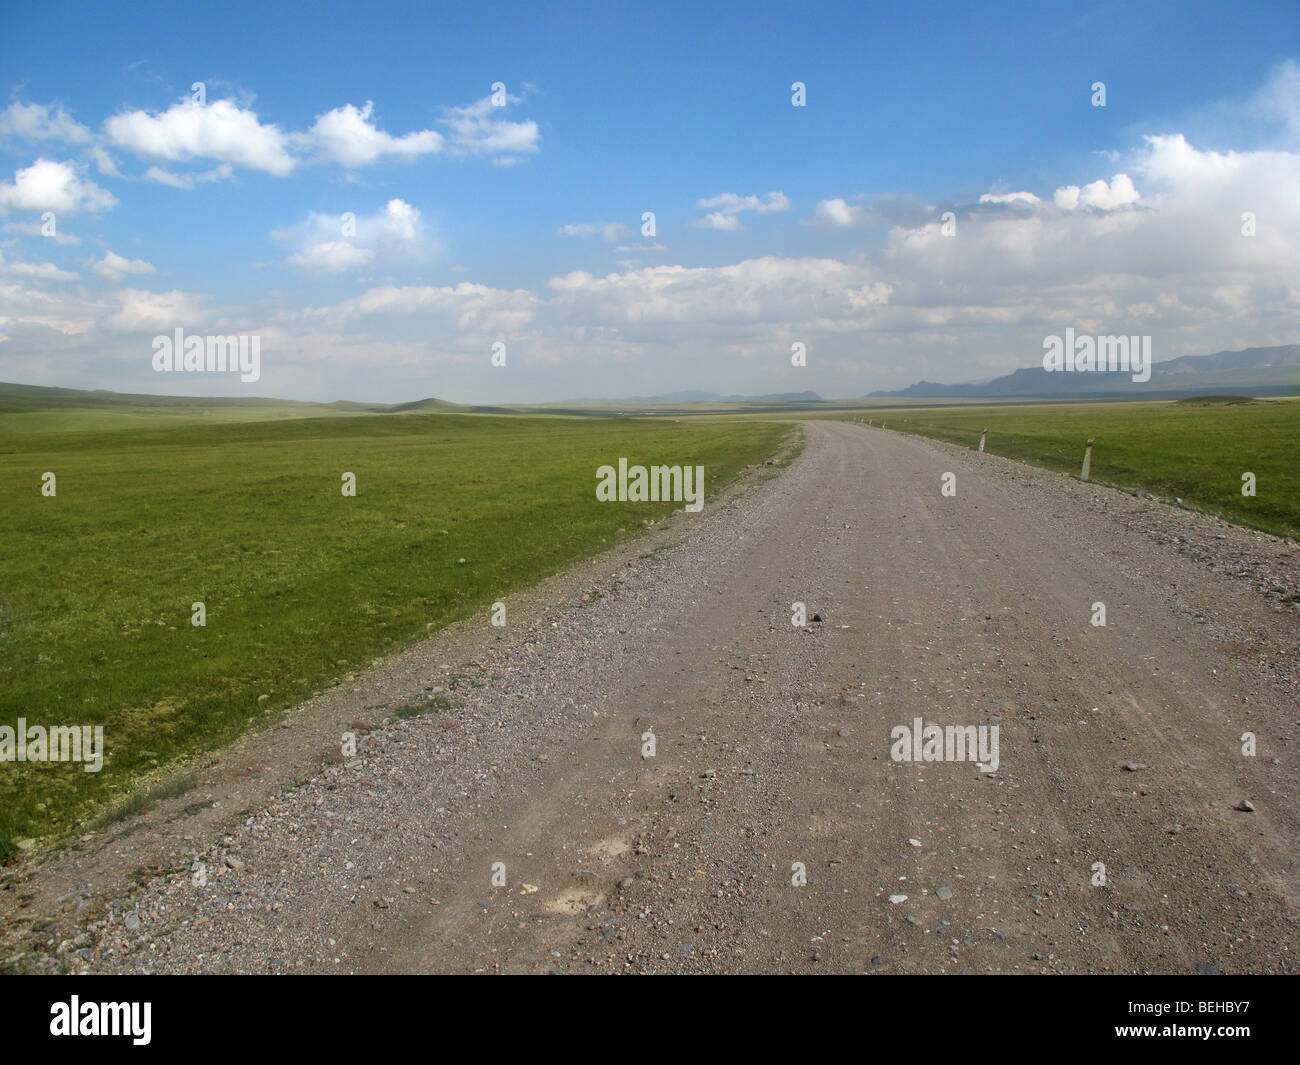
0;409;788;856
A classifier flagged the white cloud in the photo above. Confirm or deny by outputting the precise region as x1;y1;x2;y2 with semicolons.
319;281;539;338
806;194;935;230
302;102;443;167
0;101;92;143
1053;173;1139;211
105;99;295;176
89;146;123;178
145;163;233;188
287;241;375;273
559;222;627;241
0;158;117;213
693;191;790;230
697;212;742;232
92;250;156;282
376;198;419;242
1;218;80;244
811;197;871;228
0;276;96;336
2;256;77;282
979;190;1041;206
279;198;426;272
106;288;203;332
439;94;540;158
545;256;891;332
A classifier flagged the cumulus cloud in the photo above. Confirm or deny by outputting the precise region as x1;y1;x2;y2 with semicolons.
439;93;540;161
287;241;375;273
0;277;97;337
104;99;295;176
810;197;869;228
1;255;78;282
0;101;92;143
694;191;790;230
0;158;117;213
1053;173;1139;211
92;250;156;282
279;198;428;272
105;288;204;332
979;190;1041;206
302;102;443;167
3;90;543;193
318;281;540;340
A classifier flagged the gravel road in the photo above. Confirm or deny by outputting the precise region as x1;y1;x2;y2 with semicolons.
13;419;1299;974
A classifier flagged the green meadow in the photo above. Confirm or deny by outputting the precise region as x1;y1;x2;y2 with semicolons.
0;410;789;857
836;397;1300;539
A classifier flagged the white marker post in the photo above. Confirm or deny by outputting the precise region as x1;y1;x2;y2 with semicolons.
1081;438;1094;482
978;428;987;453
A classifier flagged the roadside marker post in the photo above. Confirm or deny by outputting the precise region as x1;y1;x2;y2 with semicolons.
1081;438;1094;482
978;428;987;453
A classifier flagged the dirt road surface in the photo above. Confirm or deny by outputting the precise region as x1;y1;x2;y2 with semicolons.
9;420;1299;973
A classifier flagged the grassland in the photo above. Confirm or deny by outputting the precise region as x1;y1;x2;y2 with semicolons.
0;409;789;857
830;397;1300;539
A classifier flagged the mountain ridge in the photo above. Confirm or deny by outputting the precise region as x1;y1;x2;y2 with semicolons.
868;344;1300;398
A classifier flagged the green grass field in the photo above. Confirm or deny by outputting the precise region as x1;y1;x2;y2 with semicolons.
833;397;1300;538
0;410;789;858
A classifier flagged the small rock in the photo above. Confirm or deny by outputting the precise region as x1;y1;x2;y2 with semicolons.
1123;762;1148;772
1196;962;1222;975
1234;799;1255;812
936;885;953;901
888;894;908;904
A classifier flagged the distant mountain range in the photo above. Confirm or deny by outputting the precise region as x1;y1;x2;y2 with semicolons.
868;344;1300;398
561;390;825;405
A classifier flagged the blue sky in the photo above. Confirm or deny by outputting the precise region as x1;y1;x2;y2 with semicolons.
1;0;1298;402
